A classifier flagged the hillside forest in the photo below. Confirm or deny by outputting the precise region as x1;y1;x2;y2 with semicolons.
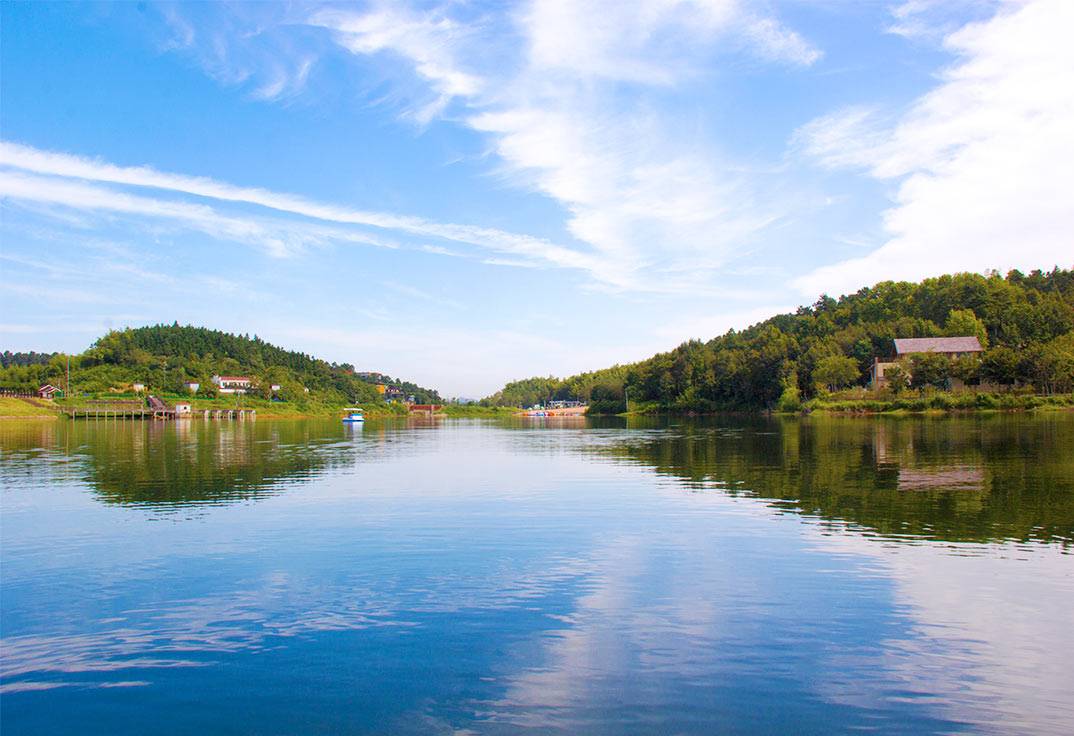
0;324;441;405
483;269;1074;412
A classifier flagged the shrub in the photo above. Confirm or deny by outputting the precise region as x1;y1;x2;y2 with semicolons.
777;385;801;412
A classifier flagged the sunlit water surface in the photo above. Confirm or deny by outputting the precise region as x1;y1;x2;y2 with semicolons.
2;415;1072;735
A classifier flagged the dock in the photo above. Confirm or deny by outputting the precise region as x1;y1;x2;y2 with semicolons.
65;397;255;420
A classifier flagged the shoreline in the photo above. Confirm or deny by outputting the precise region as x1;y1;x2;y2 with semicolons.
0;399;520;422
5;394;1073;422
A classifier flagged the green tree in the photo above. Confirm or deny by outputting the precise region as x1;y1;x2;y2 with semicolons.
982;346;1021;386
813;355;860;392
1032;333;1074;393
588;383;626;414
910;353;951;389
950;355;981;385
885;363;909;394
945;308;989;348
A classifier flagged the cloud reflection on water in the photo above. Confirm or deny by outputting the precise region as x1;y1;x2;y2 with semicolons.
1;416;1072;734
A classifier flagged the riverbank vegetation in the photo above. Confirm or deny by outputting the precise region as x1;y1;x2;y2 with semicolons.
439;404;519;418
484;269;1074;414
0;396;59;418
0;324;441;412
801;387;1074;415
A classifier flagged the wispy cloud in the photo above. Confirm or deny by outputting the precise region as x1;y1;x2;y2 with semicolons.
382;280;465;310
310;5;485;123
0;141;597;273
157;3;318;102
304;0;821;290
793;0;1074;296
885;0;1002;41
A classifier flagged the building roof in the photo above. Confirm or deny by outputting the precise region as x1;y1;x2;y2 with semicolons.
215;375;251;382
894;336;983;355
38;384;59;392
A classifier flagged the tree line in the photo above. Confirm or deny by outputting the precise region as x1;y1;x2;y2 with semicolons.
0;324;442;404
1;351;57;368
483;268;1074;412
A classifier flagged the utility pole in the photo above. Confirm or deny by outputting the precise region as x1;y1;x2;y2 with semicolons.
66;353;71;398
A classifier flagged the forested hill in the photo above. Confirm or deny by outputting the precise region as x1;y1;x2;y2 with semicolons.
0;324;441;404
484;269;1074;411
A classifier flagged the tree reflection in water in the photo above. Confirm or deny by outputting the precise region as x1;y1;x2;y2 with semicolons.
584;414;1074;545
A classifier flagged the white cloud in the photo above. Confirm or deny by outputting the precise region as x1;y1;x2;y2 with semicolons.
158;3;316;102
310;5;484;123
885;0;1002;41
0;169;394;258
308;0;820;291
522;0;818;82
0;141;598;274
794;0;1074;297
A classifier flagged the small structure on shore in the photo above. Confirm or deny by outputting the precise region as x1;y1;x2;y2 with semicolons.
521;405;588;417
871;336;983;388
173;402;192;416
184;381;200;393
409;404;442;417
37;384;61;399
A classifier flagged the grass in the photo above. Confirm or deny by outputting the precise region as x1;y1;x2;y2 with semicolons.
439;405;519;418
0;397;59;418
803;390;1074;414
48;394;415;419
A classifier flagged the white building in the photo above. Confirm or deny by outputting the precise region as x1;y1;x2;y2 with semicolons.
184;381;200;393
132;382;146;393
211;375;252;394
173;402;192;415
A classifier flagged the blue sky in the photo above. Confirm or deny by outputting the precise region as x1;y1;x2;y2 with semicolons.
1;1;1071;396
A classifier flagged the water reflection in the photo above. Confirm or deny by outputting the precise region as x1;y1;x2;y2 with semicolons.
0;418;429;508
11;415;1065;542
587;414;1074;545
1;416;1072;735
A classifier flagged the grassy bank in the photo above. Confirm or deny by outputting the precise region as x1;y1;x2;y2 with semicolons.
586;391;1074;416
439;405;519;418
0;397;59;418
803;391;1074;414
42;394;413;420
3;394;520;421
179;397;410;419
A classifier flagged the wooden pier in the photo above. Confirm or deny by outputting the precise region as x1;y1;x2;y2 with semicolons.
66;400;255;421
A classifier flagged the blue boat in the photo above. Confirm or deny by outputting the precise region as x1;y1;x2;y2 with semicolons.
342;408;365;423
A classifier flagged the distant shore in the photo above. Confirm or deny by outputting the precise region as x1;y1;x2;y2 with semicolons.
586;390;1074;417
0;396;521;422
6;392;1073;422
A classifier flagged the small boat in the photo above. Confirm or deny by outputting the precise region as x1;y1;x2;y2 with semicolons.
342;408;365;423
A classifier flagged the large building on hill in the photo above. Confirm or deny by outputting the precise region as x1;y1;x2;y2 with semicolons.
871;336;984;388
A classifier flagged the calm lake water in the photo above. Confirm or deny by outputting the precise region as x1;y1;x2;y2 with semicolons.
2;415;1072;735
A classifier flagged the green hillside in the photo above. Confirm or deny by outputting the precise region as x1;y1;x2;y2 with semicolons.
0;324;441;406
484;268;1074;412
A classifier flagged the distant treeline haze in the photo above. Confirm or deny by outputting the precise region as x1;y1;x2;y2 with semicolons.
483;269;1074;411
